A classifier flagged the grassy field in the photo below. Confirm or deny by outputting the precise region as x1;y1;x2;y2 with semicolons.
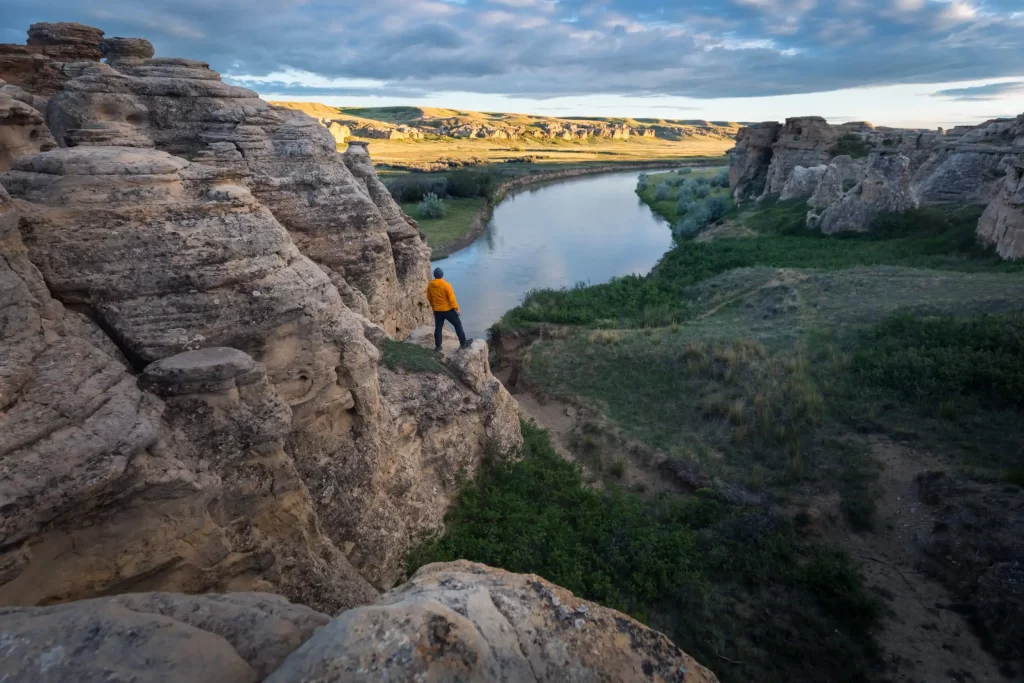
401;197;484;257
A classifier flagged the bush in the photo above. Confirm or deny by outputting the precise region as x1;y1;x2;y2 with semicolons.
710;169;730;188
417;192;447;219
675;204;711;237
446;169;498;199
387;175;448;203
833;134;872;159
705;196;730;221
676;196;697;215
675;167;693;175
636;174;649;193
694;175;711;186
653;182;672;201
692;183;710;199
676;178;697;200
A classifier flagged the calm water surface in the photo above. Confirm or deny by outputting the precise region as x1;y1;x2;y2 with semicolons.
434;170;676;337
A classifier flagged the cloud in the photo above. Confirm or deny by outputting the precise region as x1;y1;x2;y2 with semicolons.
0;0;1022;101
934;81;1024;101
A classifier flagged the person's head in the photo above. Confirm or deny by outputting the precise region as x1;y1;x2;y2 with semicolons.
433;267;444;279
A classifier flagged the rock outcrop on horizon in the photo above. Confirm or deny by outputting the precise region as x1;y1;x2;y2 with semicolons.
729;113;1024;253
977;150;1024;259
0;563;720;682
0;23;103;98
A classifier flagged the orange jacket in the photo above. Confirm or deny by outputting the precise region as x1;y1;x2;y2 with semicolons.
426;278;459;312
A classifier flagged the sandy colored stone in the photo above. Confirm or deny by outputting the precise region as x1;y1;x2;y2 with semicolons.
779;164;827;201
812;153;918;234
978;152;1024;259
267;561;720;683
0;92;56;170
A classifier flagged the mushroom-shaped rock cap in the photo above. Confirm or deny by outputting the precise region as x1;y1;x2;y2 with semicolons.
101;37;155;61
143;347;258;385
27;22;104;48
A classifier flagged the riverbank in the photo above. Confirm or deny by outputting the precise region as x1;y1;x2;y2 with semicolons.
420;158;727;259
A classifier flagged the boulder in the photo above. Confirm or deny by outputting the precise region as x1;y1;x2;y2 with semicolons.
812;153;918;234
100;36;155;65
0;92;56;170
807;155;865;210
266;561;720;683
779;164;827;201
977;154;1024;259
0;591;329;683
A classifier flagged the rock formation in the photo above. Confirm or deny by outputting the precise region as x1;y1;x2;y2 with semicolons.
0;90;56;170
779;164;827;201
0;563;720;682
977;152;1024;259
761;117;838;197
810;153;918;234
0;23;103;97
728;121;782;200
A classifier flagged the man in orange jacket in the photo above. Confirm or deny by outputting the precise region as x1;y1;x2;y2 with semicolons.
426;267;473;352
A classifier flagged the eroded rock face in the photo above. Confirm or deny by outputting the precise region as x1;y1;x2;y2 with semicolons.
267;561;721;683
0;22;103;97
762;117;839;197
46;58;431;335
728;121;781;200
811;153;918;234
779;164;827;201
0;92;56;170
0;592;328;683
977;154;1024;259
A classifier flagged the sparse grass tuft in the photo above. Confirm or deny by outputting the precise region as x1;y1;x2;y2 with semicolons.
379;339;445;374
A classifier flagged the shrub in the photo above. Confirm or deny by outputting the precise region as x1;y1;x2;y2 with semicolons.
710;169;730;188
694;175;711;186
387;175;447;203
675;204;711;237
636;174;650;193
417;192;447;219
705;196;730;221
676;178;697;200
677;196;697;215
832;134;872;159
446;169;497;199
675;167;693;175
654;182;672;201
692;183;710;199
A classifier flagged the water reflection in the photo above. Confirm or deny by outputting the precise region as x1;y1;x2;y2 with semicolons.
432;169;677;338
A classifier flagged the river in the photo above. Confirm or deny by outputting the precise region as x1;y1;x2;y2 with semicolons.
432;169;677;338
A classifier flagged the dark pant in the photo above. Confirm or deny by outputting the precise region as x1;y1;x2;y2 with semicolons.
433;309;467;348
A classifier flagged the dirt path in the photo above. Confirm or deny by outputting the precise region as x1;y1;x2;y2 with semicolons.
502;366;1008;682
827;440;1007;683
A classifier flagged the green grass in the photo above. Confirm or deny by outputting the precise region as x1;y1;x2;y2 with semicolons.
495;204;1022;332
409;420;881;683
401;197;484;255
832;134;872;159
379;338;445;373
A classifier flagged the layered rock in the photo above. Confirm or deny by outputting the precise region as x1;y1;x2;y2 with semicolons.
779;164;826;201
268;561;720;683
810;153;918;234
728;121;781;200
977;154;1024;259
2;144;519;591
761;116;839;197
0;91;56;170
0;22;103;97
46;57;430;334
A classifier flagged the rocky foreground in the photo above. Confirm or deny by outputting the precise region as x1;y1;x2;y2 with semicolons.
0;21;717;681
728;115;1024;254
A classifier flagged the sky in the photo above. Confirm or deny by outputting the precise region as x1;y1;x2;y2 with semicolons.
3;0;1023;128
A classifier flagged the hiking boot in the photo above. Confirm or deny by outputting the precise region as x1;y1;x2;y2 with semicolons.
459;338;475;350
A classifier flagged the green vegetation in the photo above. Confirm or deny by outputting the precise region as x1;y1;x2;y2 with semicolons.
832;134;872;159
410;421;881;683
416;192;447;219
379;338;445;374
853;312;1024;411
401;197;484;256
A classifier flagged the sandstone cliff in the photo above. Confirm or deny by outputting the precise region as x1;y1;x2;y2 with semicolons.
0;22;520;606
1;562;720;683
